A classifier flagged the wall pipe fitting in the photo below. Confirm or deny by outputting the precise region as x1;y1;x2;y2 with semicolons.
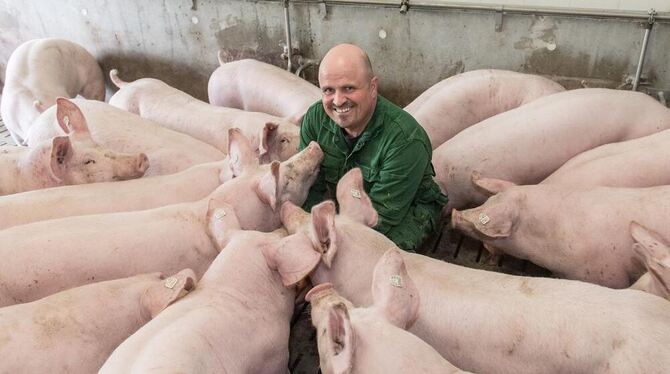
281;0;670;21
295;57;320;78
632;9;657;91
283;0;293;72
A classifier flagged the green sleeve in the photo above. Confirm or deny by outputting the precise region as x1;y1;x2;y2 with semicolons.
368;140;429;235
300;110;327;211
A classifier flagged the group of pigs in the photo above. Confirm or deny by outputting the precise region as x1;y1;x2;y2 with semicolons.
0;37;668;373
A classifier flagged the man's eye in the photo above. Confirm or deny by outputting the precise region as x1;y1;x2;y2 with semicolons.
323;88;334;94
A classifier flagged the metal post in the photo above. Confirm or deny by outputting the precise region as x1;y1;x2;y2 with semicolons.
283;0;293;72
632;9;656;91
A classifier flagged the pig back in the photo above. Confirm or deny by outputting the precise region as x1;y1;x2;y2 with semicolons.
434;88;670;209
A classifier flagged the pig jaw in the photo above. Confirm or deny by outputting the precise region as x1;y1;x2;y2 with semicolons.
278;141;324;206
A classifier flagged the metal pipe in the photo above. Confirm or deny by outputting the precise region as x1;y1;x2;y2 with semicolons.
632;10;656;91
280;0;670;21
283;0;293;72
295;57;320;78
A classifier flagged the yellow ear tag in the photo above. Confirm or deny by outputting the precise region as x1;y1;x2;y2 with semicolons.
479;213;491;225
390;275;404;288
164;277;178;289
351;189;362;199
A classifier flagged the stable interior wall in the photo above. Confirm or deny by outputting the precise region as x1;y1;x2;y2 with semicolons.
1;0;668;106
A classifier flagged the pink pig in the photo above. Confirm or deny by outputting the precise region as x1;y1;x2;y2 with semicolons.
109;69;299;161
99;205;320;373
0;159;229;230
449;177;670;288
0;269;195;373
0;130;322;307
405;69;564;149
207;55;321;124
26;98;225;176
279;168;670;373
0;98;148;195
306;250;469;374
1;38;105;145
433;88;670;210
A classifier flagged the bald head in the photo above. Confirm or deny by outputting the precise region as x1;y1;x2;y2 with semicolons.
319;43;374;81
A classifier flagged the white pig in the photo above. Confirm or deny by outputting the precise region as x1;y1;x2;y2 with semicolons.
25;98;224;176
280;168;670;373
449;177;670;288
0;129;322;307
0;98;148;195
542;128;670;188
306;252;468;374
628;222;670;301
99;205;320;373
1;38;105;145
207;55;321;124
0;269;195;374
0;159;229;230
109;69;299;161
405;69;564;149
434;88;670;210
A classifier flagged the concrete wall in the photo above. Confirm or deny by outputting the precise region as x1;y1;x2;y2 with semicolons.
1;0;668;106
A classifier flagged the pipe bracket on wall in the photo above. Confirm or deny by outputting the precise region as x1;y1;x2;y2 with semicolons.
399;0;409;14
495;7;504;32
632;8;657;91
319;1;328;20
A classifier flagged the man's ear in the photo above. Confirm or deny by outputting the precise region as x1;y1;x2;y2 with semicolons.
472;173;516;197
255;161;280;211
371;248;420;329
49;136;73;181
335;168;378;227
310;201;338;268
262;232;321;287
56;97;90;135
228;128;258;177
323;302;355;374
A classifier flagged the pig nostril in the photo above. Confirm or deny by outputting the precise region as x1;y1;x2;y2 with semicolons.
138;154;149;172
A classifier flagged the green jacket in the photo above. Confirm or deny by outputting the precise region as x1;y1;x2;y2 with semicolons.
300;95;448;250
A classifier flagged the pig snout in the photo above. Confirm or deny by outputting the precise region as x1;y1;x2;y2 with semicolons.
450;208;478;237
115;152;150;180
305;141;324;160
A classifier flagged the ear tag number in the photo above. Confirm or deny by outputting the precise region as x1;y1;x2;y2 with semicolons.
164;277;178;289
351;189;362;199
63;115;73;131
390;275;404;288
479;213;490;225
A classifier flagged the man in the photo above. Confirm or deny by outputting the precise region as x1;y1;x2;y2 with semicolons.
300;43;448;251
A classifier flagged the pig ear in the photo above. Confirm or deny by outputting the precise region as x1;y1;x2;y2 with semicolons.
630;222;670;297
256;161;280;211
472;173;516;197
258;122;279;161
143;269;197;318
474;209;514;239
323;302;355;374
56;97;90;135
207;199;241;249
310;201;338;268
280;201;311;235
335;168;378;227
371;248;420;329
262;232;321;287
227;128;258;177
49;136;73;181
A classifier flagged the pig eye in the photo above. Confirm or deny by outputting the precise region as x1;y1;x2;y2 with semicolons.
280;138;289;144
84;159;96;165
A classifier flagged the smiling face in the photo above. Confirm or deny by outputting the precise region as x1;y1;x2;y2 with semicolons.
318;44;378;137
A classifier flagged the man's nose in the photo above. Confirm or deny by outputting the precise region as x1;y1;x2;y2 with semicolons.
333;90;346;106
